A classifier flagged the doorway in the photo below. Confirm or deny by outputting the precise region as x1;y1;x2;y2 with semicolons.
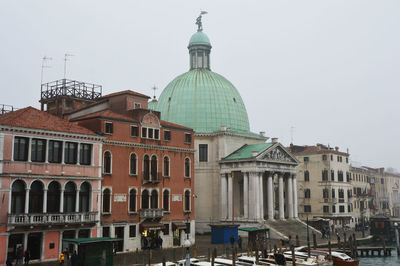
114;227;124;252
28;232;42;260
7;234;24;260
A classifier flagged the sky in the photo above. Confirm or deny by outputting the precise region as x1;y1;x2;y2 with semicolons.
1;0;399;170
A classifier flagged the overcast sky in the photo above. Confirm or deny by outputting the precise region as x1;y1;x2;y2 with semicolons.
1;0;399;170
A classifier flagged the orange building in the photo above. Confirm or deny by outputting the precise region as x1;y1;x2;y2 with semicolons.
66;90;196;251
0;107;104;264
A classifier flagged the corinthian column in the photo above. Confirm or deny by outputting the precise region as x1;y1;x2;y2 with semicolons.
278;173;285;220
227;174;232;220
287;174;294;219
243;173;249;219
267;173;274;220
292;174;298;218
259;174;264;220
221;174;228;220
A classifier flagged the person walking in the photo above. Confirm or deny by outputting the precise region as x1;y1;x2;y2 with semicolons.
238;236;242;250
230;235;235;249
64;248;70;265
59;252;65;265
15;245;23;266
71;251;78;266
24;249;30;266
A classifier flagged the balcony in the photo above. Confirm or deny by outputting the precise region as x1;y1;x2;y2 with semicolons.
8;212;98;226
140;208;164;219
142;172;161;184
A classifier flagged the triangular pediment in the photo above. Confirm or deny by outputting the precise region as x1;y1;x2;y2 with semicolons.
258;144;298;163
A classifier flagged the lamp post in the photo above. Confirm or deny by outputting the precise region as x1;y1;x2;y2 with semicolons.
307;215;310;258
184;216;191;266
394;222;400;256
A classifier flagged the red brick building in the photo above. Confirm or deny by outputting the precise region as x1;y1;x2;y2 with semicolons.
0;107;104;264
66;90;196;251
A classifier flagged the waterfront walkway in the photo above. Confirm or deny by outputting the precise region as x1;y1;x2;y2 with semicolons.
30;229;370;265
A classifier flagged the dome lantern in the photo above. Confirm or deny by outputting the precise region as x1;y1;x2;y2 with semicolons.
188;12;211;70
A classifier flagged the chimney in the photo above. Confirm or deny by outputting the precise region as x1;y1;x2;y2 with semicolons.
259;131;265;137
335;146;339;151
272;138;278;143
221;125;227;131
252;151;258;157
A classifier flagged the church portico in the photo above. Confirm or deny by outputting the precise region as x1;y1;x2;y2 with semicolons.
220;142;299;223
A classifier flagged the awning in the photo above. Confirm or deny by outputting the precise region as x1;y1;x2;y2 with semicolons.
172;222;187;230
63;237;122;245
140;222;165;231
239;227;269;232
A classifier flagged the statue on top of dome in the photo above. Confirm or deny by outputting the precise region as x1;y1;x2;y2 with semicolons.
196;11;208;32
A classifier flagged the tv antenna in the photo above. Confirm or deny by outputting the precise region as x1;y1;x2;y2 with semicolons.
290;126;295;144
151;85;158;99
64;53;74;79
41;56;52;84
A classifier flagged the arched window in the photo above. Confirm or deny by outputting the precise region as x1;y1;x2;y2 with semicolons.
163;190;170;211
11;180;26;214
129;189;136;212
163;157;170;177
304;171;309;182
130;153;137;175
64;182;76;212
151;190;158;209
184;190;191;212
29;181;44;213
151;155;158;181
143;155;150;181
141;190;149;209
47;181;60;213
79;182;91;212
103;188;111;213
103;151;112;174
184;158;190;178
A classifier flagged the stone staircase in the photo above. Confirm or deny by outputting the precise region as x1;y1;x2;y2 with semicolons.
264;219;322;245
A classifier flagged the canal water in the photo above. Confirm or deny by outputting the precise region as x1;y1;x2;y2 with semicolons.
358;248;400;265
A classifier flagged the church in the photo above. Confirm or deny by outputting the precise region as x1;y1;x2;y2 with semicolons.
150;14;299;233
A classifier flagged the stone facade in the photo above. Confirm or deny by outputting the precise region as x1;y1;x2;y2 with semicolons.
288;144;353;228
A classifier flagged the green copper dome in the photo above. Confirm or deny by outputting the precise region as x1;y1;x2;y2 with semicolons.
189;31;211;46
153;15;250;133
155;69;250;133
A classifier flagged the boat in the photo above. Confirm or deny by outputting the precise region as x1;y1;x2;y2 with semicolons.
282;250;333;266
295;247;359;266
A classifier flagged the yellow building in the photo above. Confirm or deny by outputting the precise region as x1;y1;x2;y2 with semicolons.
288;144;353;228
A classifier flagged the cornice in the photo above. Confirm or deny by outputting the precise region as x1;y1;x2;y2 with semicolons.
104;140;195;153
195;130;267;140
0;126;104;141
1;173;102;180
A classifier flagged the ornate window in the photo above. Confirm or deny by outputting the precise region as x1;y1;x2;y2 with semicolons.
130;153;137;175
64;182;77;212
163;190;170;211
151;155;158;181
79;182;91;212
47;181;60;213
129;189;137;212
102;188;111;213
184;158;190;178
143;155;150;181
103;151;112;174
11;180;26;214
141;190;149;209
163;156;170;177
151;190;158;209
184;190;191;212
